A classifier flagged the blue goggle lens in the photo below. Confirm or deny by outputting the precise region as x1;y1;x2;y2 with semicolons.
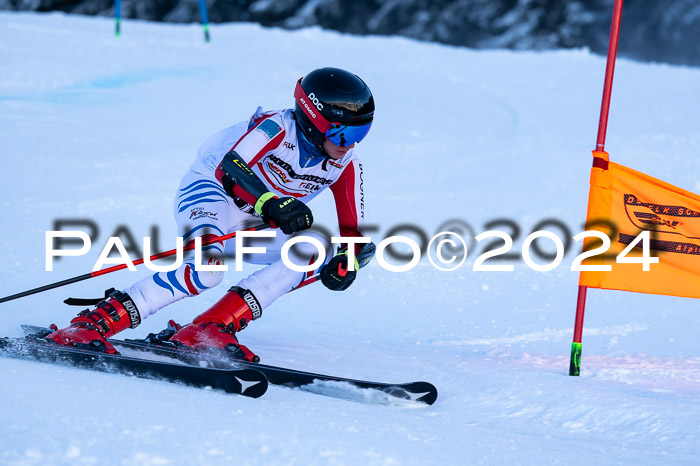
325;121;372;147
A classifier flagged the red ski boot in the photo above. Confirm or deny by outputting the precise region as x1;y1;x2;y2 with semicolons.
171;286;261;362
45;290;141;354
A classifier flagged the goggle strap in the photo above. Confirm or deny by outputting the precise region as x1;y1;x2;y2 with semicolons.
294;79;330;133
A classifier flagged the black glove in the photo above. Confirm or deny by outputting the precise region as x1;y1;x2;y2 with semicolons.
258;194;313;235
321;250;359;291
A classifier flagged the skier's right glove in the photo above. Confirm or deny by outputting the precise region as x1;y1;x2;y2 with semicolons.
320;242;375;291
320;249;359;291
256;192;313;235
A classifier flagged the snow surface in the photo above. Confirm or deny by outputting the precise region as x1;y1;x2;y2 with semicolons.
1;11;699;466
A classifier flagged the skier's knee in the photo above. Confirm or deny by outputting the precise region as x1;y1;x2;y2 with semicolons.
187;251;226;291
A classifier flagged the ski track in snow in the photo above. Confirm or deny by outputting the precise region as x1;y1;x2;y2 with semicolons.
0;11;699;466
434;323;649;346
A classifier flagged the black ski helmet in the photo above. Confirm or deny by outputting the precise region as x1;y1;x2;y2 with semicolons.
293;67;375;149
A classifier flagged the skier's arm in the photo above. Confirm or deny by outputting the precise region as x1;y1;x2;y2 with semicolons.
216;149;269;208
322;159;375;291
329;159;365;250
214;115;286;206
214;117;312;234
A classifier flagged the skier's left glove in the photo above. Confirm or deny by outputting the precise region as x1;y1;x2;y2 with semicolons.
321;249;360;291
256;193;313;235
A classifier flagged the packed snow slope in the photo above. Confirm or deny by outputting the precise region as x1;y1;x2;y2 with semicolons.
1;12;699;465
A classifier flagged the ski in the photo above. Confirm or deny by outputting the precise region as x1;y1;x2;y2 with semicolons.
21;325;438;405
0;329;268;398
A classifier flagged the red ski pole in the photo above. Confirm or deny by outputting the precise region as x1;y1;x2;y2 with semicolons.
0;223;271;304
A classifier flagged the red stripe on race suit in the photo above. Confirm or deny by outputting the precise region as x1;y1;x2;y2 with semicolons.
183;264;199;295
248;129;286;167
330;162;364;253
306;255;316;280
182;234;223;295
293;255;319;290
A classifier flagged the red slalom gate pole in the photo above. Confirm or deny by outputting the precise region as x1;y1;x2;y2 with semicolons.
595;1;625;152
569;0;625;376
0;223;271;305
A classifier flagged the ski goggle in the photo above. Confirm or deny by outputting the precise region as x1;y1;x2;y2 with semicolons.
324;121;372;147
294;78;372;147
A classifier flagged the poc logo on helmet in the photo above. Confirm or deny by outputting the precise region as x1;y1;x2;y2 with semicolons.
308;92;324;111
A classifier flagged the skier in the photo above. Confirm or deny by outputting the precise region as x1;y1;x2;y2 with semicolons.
44;67;376;361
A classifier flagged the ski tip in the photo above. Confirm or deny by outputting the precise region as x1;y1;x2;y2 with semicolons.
401;381;438;405
233;370;269;398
